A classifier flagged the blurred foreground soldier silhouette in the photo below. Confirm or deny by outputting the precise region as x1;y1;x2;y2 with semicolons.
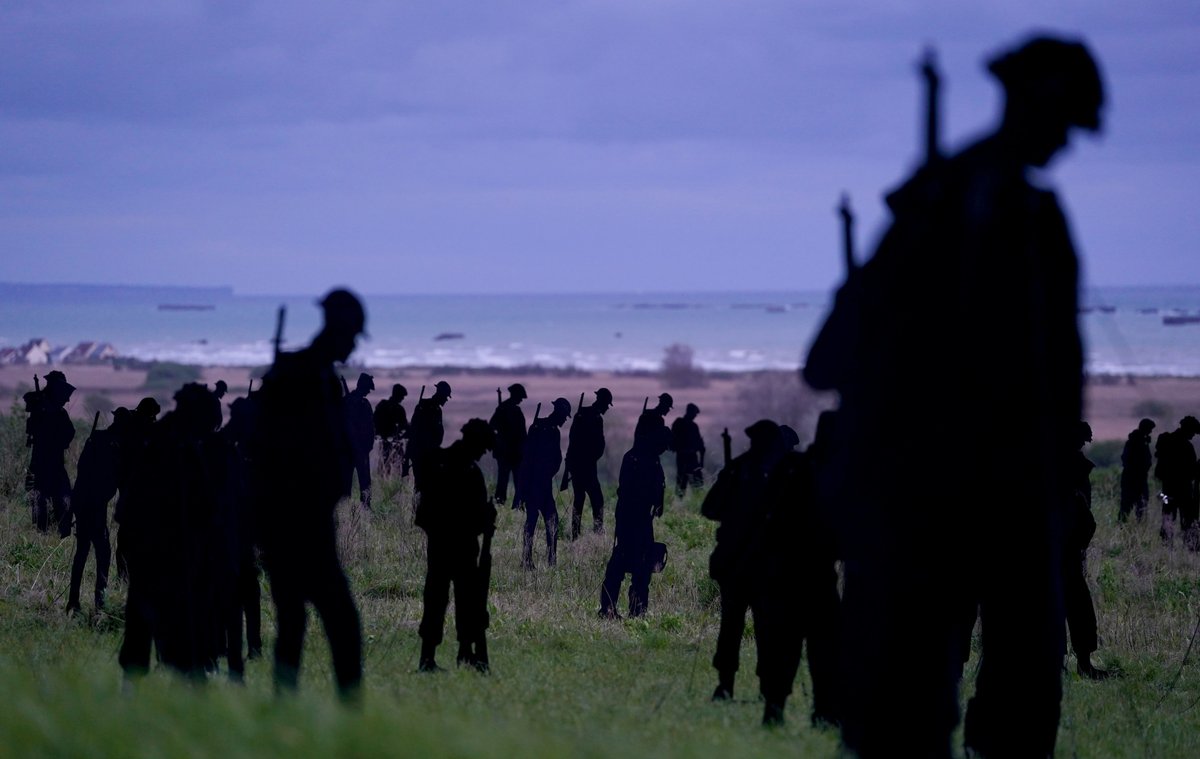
701;420;784;703
598;418;669;618
1154;415;1199;547
67;408;124;615
518;398;570;569
415;419;497;673
28;370;76;536
804;36;1105;757
1066;422;1109;680
1118;418;1155;523
410;381;451;493
565;387;611;538
252;289;365;702
113;397;159;582
344;372;375;509
671;403;706;496
374;384;409;477
489;383;528;505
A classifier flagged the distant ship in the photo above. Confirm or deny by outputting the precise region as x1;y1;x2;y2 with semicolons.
1162;314;1200;326
158;304;216;311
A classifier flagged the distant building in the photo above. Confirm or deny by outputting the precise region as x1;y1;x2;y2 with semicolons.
20;339;51;365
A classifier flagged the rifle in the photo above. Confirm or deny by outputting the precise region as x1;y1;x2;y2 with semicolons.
247;378;254;395
721;427;732;468
273;304;287;360
497;387;502;406
642;397;648;413
919;47;942;165
34;374;41;394
579;392;585;413
402;385;426;474
839;193;857;275
91;411;100;436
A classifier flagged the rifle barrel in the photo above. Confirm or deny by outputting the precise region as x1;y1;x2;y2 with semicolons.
920;47;941;164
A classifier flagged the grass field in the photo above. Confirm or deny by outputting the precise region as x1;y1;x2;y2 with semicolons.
2;410;1199;758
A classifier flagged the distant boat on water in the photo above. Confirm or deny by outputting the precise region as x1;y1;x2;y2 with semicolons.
158;304;216;311
1163;314;1200;326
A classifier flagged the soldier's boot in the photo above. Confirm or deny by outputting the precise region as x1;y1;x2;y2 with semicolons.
522;533;535;571
762;700;786;727
1077;653;1112;680
712;673;735;702
456;643;475;668
570;512;581;541
360;488;372;511
65;593;82;616
593;507;604;534
418;640;443;673
473;637;490;674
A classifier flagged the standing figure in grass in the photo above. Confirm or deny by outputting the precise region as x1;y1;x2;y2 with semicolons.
1154;415;1199;547
701;420;785;702
599;420;669;619
409;381;452;493
1065;422;1109;680
517;397;570;569
489;383;528;506
66;408;124;615
251;288;365;702
565;387;612;538
804;35;1106;757
671;403;706;496
113;397;159;582
1118;418;1155;523
374;383;409;477
28;370;76;536
416;419;497;673
343;372;376;510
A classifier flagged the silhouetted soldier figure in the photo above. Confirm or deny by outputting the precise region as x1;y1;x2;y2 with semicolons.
113;397;159;582
518;398;570;569
251;289;365;702
28;370;76;536
565;387;612;538
1155;415;1199;547
409;381;452;493
756;411;841;727
489;383;528;505
1065;422;1109;680
635;393;674;446
415;419;498;673
701;420;785;703
804;36;1105;757
344;372;375;509
66;408;125;615
213;380;228;427
220;392;264;666
671;403;705;496
374;384;409;477
599;420;669;619
1119;418;1156;523
119;383;225;682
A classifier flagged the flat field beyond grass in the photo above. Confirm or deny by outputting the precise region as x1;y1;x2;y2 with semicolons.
1;412;1199;758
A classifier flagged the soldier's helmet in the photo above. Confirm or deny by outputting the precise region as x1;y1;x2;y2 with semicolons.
594;387;613;406
214;380;228;398
1078;421;1094;445
1180;416;1200;436
745;419;781;451
780;425;800;450
357;373;375;392
508;383;528;400
1137;418;1156;435
392;383;408;399
657;392;674;411
686;402;700;416
174;382;221;436
461;418;496;451
110;407;132;432
319;288;368;337
135;397;161;420
43;370;76;403
988;36;1104;132
434;380;453;398
552;397;573;418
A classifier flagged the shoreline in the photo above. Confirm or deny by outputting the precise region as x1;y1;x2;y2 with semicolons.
3;363;1200;445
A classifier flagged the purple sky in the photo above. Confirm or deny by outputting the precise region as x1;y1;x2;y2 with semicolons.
2;1;1197;295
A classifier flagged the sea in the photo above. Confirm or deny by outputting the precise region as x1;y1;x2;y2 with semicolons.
1;282;1199;376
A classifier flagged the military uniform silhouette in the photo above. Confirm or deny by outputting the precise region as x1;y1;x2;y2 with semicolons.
671;403;705;495
344;372;375;509
565;387;611;538
67;409;123;615
409;381;451;494
374;384;409;477
1065;422;1109;680
28;370;76;536
599;420;668;618
415;419;497;673
635;393;673;447
251;289;366;701
220;392;264;667
113;397;159;582
1155;416;1199;547
1118;418;1155;523
701;420;785;704
489;384;528;505
518;398;570;569
803;37;1105;757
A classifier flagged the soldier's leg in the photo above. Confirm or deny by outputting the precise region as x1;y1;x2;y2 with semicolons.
115;525;130;582
495;461;511;504
419;540;452;654
599;545;626;617
264;558;308;693
451;549;478;664
118;561;153;678
754;588;802;726
712;579;750;699
675;457;688;497
356;455;372;509
1117;483;1133;523
226;584;246;681
307;541;363;699
67;527;90;612
1181;495;1200;550
522;505;538;569
94;525;111;609
34;490;49;533
805;579;842;727
570;475;585;540
1063;558;1100;668
241;551;263;657
628;547;652;618
544;501;559;567
586;469;604;533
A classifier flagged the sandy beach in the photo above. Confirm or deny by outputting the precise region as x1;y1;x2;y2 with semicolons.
4;363;1199;446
